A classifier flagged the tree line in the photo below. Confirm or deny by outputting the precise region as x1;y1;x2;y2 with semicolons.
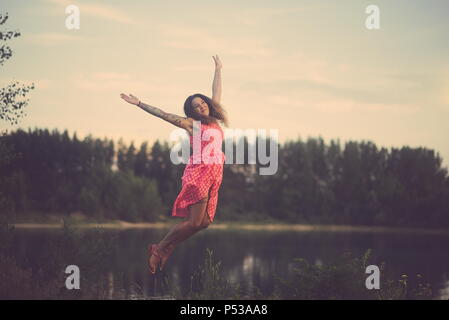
1;127;448;228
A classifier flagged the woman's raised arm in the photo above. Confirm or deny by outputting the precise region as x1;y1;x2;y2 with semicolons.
212;54;222;104
120;93;193;133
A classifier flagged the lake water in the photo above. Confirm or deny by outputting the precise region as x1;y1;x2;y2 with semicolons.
12;227;449;299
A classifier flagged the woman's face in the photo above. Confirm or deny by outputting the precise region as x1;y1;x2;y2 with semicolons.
192;97;209;116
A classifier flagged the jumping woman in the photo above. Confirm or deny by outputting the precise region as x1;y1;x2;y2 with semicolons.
120;55;228;274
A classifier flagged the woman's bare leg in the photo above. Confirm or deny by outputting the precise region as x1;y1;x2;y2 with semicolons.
159;198;210;248
149;197;211;272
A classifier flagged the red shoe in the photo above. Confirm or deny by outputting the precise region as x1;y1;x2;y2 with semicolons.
148;244;162;274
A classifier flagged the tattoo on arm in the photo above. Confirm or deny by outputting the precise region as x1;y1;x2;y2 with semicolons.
137;101;192;131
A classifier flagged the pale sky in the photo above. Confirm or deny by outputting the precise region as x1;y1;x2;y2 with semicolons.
2;0;449;169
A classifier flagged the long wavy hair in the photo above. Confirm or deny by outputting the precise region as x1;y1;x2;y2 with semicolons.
184;93;229;127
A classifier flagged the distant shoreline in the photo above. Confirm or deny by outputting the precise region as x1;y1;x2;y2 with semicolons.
9;221;449;235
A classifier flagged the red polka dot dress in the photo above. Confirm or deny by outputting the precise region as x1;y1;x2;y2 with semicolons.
171;121;225;223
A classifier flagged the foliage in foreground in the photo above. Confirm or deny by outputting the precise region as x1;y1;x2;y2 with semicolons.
174;248;245;300
0;224;436;300
272;249;433;300
165;248;434;300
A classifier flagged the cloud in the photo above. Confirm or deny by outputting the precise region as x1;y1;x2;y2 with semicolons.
71;72;147;92
70;72;187;100
237;82;421;116
218;50;431;114
24;32;84;45
158;25;274;57
313;100;421;115
226;6;306;26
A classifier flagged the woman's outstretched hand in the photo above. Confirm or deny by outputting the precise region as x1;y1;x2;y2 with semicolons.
212;54;222;70
120;93;140;106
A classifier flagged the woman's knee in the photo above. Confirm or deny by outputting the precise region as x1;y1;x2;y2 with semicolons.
187;218;210;230
187;197;209;230
200;220;210;229
200;215;212;229
187;219;205;230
